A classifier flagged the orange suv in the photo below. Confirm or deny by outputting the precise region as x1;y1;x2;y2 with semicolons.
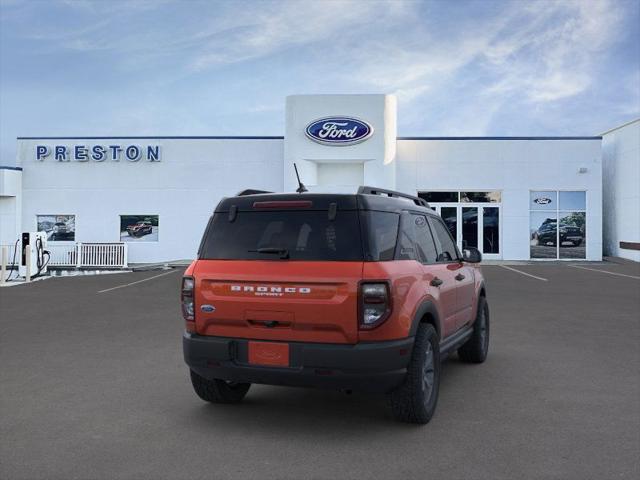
182;186;489;424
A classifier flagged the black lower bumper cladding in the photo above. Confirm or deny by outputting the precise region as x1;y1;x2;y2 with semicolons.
183;333;414;393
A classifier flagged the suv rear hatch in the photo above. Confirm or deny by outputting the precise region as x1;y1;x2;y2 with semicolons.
193;196;364;344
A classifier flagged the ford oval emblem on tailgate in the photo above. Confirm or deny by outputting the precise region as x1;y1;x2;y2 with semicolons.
305;116;373;146
200;305;215;312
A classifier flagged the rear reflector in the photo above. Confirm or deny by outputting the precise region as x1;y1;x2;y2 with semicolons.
253;200;313;209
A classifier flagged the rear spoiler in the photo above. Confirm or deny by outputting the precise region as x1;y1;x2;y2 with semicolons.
236;189;273;196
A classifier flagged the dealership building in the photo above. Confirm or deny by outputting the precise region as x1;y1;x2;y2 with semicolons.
0;95;638;265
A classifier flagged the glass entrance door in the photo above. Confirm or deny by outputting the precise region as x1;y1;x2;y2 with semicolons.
439;206;457;244
419;191;502;259
482;207;500;255
429;204;501;259
462;207;478;249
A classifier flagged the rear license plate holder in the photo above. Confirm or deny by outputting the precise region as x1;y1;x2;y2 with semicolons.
248;341;290;367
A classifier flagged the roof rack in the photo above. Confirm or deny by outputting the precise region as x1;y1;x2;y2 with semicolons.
357;186;430;208
236;189;273;196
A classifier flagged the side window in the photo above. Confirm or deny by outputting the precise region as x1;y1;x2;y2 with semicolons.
396;217;417;260
412;214;438;264
428;217;458;262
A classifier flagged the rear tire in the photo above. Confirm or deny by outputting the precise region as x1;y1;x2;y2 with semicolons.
458;296;489;363
388;324;440;424
189;369;251;404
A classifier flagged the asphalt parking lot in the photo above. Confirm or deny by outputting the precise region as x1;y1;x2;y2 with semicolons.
1;262;639;480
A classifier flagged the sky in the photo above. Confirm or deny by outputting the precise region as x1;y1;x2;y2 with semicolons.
1;0;639;165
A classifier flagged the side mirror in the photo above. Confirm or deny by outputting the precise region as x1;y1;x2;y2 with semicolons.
462;247;482;263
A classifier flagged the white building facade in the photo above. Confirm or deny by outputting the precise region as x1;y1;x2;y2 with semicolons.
1;94;611;264
602;119;640;262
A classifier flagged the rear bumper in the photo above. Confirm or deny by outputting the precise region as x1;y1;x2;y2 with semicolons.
183;332;414;393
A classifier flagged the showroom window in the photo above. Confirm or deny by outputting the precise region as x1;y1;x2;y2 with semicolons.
417;191;502;258
36;215;76;242
418;191;459;203
530;191;586;259
460;191;501;203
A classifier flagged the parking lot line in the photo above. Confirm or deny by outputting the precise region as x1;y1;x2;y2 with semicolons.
499;265;548;282
568;265;640;280
97;269;179;293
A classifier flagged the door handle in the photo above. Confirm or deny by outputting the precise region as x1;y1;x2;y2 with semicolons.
430;277;443;287
455;273;466;281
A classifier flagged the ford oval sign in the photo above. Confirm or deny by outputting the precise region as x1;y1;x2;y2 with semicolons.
305;117;373;146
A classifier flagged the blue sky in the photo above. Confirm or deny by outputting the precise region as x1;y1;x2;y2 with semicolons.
1;0;638;164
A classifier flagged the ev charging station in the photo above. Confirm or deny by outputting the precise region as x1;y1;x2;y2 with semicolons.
18;231;50;279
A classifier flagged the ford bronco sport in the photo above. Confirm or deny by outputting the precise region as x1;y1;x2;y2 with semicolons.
126;221;153;237
182;186;489;424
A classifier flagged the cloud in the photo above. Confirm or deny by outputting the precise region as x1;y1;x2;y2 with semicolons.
360;1;621;99
0;0;636;161
394;85;431;103
481;0;623;103
189;1;412;71
246;103;281;114
7;0;413;68
342;0;630;135
10;0;623;109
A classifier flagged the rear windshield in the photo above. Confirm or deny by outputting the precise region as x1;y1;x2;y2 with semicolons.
200;211;364;261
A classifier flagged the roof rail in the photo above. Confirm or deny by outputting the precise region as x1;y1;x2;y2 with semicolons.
236;189;273;196
357;186;430;208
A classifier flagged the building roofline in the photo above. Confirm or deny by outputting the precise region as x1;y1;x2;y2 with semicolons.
0;166;22;171
397;136;602;140
599;118;640;136
16;136;285;140
17;135;602;141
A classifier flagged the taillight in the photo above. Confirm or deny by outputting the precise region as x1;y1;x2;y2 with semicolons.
359;282;392;330
181;276;195;321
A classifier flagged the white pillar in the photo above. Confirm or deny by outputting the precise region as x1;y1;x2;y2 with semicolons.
0;245;7;284
25;246;31;282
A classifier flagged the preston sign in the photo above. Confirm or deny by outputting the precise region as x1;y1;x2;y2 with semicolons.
305;117;373;146
35;144;161;162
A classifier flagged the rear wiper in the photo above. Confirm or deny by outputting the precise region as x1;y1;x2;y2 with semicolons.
248;247;290;259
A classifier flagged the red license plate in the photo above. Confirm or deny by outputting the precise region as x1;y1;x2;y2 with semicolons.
248;341;290;367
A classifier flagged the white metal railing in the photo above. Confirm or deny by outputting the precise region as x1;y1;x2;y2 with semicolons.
0;243;19;267
1;242;128;269
77;243;128;268
47;244;77;266
50;243;128;268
